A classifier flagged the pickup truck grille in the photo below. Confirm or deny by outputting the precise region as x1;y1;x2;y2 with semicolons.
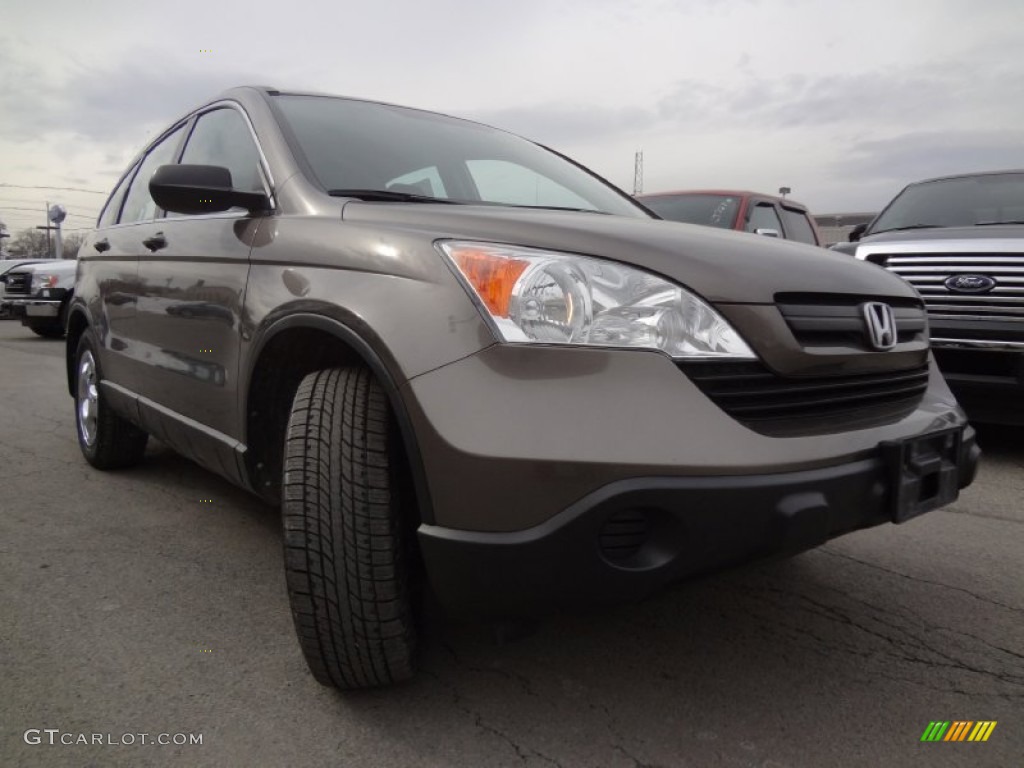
869;254;1024;322
678;361;929;434
3;271;31;295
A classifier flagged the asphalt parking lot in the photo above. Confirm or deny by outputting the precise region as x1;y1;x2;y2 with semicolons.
1;320;1021;768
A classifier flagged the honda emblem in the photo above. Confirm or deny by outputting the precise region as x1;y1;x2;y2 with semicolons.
861;302;897;350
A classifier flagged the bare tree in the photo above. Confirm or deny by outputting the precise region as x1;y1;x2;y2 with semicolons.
6;228;50;258
62;233;86;259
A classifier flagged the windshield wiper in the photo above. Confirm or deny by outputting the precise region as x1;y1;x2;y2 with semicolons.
501;204;610;215
327;189;460;204
869;224;945;235
976;219;1024;226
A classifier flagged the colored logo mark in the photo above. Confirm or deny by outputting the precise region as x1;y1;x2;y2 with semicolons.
920;721;997;742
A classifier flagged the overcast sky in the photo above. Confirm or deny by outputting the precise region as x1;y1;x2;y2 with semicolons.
2;0;1023;234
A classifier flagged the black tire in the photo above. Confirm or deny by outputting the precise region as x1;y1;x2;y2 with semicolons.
282;367;418;690
28;318;64;338
74;334;149;469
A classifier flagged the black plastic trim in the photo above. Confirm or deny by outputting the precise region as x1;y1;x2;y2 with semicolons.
418;431;979;619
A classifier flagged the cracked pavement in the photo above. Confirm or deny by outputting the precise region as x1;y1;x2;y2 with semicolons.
0;321;1021;767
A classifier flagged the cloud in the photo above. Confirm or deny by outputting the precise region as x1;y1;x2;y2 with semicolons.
0;46;269;145
465;52;1024;151
837;131;1024;182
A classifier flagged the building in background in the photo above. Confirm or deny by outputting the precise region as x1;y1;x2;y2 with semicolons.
814;212;876;247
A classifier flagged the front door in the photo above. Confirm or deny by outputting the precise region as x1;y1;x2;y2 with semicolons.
127;105;272;472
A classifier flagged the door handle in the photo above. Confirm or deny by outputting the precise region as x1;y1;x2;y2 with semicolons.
93;237;111;253
142;232;167;252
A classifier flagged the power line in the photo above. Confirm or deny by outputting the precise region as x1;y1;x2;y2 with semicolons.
0;195;101;211
0;206;97;218
0;183;108;195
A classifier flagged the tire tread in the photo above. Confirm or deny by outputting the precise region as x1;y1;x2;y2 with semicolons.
282;366;416;689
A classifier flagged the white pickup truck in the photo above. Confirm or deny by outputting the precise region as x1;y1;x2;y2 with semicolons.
0;259;78;338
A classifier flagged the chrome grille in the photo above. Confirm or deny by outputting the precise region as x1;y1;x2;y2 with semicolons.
3;271;31;295
870;253;1024;322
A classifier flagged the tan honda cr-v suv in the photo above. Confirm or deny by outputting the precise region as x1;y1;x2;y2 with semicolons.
68;86;979;690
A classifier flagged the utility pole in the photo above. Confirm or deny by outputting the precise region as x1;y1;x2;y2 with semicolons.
633;150;643;196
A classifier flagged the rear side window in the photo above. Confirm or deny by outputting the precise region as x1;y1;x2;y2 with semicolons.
97;169;135;228
179;107;264;194
779;207;818;244
119;124;186;224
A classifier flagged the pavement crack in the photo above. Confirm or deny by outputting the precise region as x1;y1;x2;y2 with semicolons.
612;744;666;768
820;548;1023;614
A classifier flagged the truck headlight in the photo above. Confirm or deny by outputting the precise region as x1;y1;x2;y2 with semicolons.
438;241;755;359
31;274;59;292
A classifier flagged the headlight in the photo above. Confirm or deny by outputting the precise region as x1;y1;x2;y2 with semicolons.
438;241;755;359
31;274;59;291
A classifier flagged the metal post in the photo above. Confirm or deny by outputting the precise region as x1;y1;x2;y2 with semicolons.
44;201;51;257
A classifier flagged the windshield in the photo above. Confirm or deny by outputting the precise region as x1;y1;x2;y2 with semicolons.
639;194;740;229
870;173;1024;233
272;95;648;217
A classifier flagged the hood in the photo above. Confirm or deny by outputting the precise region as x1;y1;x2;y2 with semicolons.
833;224;1024;257
342;203;916;304
26;259;78;274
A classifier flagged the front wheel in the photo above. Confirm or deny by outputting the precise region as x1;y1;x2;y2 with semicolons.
282;366;419;690
74;335;149;469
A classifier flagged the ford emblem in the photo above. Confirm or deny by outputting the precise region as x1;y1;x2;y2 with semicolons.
944;274;996;294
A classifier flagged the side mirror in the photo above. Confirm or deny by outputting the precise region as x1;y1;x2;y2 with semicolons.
149;164;270;216
754;227;780;238
848;223;868;242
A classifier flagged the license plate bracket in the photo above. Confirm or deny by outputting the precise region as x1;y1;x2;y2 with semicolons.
881;427;962;524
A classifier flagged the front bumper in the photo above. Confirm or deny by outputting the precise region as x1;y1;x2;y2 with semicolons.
9;298;63;318
932;343;1024;425
418;427;980;618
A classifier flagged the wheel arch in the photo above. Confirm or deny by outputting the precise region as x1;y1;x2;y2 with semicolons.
243;312;435;524
65;303;90;397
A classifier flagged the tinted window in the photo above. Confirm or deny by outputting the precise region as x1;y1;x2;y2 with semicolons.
746;203;783;234
387;166;447;197
871;173;1024;233
467;159;592;209
119;125;186;224
641;194;740;228
780;207;818;244
180;107;264;194
97;168;135;228
273;95;647;217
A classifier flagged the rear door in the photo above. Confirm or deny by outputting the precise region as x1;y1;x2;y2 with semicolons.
84;124;188;386
129;104;271;458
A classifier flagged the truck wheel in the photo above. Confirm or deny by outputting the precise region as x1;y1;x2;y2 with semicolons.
74;335;149;469
27;318;65;338
282;367;418;689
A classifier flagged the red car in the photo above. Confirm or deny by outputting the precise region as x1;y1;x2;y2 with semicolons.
637;190;823;246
